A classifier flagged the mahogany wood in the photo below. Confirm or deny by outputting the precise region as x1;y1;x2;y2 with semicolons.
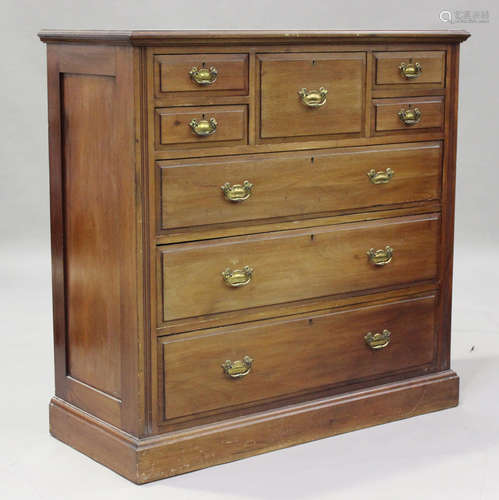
155;53;249;95
39;30;468;483
156;104;247;148
373;50;445;87
50;370;459;483
161;295;437;420
373;96;444;133
158;141;442;231
45;43;145;433
160;214;439;322
259;52;365;139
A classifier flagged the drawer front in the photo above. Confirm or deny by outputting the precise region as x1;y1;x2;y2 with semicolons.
374;97;444;133
160;295;437;419
155;53;248;95
160;214;439;322
374;51;445;87
156;105;247;147
259;52;365;139
158;141;442;231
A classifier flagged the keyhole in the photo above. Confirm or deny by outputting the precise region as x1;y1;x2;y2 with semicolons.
310;157;315;164
312;60;317;65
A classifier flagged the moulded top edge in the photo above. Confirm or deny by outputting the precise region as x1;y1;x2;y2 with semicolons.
38;29;471;46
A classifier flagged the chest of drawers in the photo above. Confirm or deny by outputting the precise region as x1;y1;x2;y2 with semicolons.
39;29;469;483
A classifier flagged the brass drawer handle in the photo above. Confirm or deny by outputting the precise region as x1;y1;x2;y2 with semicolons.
222;266;253;287
399;62;422;79
367;168;394;184
222;355;253;378
189;65;218;85
298;87;328;108
189;117;218;136
221;180;253;202
398;107;421;126
365;329;391;350
367;246;393;266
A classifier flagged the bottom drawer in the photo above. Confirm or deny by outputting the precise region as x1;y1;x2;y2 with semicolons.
160;294;437;420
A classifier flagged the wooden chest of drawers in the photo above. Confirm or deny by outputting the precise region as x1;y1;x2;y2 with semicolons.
39;29;469;483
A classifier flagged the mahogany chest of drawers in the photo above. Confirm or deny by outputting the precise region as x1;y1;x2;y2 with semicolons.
39;29;469;483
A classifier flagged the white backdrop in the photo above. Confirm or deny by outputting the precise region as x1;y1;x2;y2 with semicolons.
1;1;498;499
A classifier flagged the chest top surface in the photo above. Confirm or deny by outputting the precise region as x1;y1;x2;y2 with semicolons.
38;29;470;45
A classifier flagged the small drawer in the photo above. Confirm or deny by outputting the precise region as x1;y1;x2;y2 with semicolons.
374;51;445;87
155;105;247;148
157;141;442;231
258;52;365;140
154;53;248;95
373;97;444;133
159;295;437;420
159;213;439;322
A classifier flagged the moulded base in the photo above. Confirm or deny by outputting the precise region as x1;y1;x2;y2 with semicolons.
49;370;459;484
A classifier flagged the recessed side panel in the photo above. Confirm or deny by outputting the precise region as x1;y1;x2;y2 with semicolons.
47;44;143;433
62;73;122;398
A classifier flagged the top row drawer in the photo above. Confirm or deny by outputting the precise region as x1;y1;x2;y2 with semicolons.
374;51;446;87
153;50;445;97
155;53;249;95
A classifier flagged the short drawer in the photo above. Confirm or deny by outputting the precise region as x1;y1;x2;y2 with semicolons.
155;105;247;147
160;295;437;420
154;53;248;95
374;51;445;87
159;214;439;322
258;52;365;140
373;97;444;133
158;141;442;231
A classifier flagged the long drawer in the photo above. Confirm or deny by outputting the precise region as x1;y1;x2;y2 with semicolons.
160;294;437;420
159;213;439;322
158;141;442;231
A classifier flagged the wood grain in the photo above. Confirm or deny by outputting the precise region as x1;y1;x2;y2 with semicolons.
374;50;445;87
49;370;459;483
160;213;440;322
161;295;436;419
259;52;364;139
40;30;468;482
155;53;248;95
374;96;444;132
158;141;442;231
46;44;145;433
62;73;122;398
156;105;247;147
38;30;471;45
